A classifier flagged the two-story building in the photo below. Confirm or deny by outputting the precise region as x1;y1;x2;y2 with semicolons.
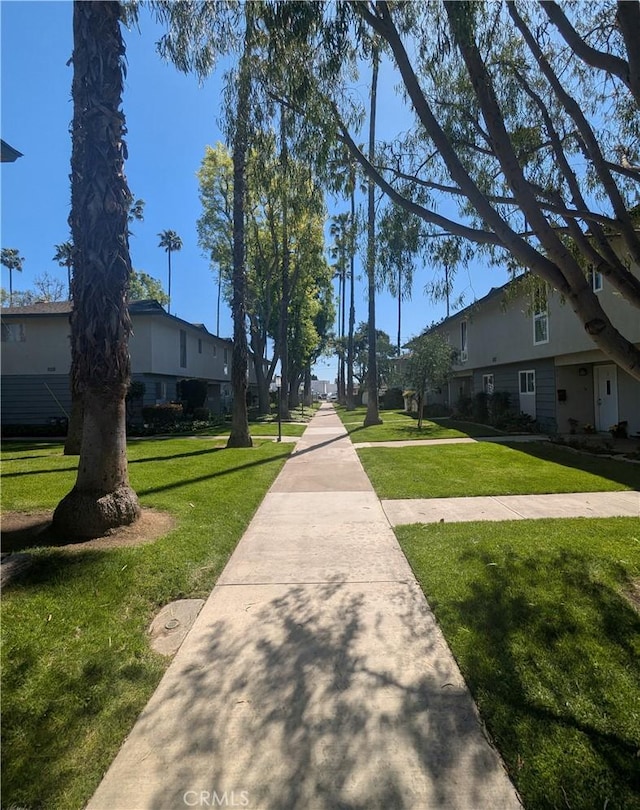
427;270;640;436
0;299;246;425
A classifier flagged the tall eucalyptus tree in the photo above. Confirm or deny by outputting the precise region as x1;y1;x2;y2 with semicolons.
262;1;640;382
364;41;382;426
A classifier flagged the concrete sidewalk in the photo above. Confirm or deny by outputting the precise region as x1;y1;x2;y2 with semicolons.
87;404;522;810
383;491;640;526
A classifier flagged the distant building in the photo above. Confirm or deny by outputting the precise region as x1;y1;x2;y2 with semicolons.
0;299;261;425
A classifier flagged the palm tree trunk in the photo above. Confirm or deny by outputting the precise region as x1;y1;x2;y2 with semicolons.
53;0;139;540
226;12;253;448
167;248;172;314
364;44;382;427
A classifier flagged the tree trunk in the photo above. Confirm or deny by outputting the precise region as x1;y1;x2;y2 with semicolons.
249;323;270;415
226;15;253;449
167;248;172;314
364;46;382;427
53;1;139;540
347;173;356;411
279;105;291;421
54;390;138;537
63;391;84;455
304;365;312;406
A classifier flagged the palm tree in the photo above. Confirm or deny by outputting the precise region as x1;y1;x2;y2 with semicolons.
52;0;140;539
1;248;24;306
53;241;74;299
158;229;182;314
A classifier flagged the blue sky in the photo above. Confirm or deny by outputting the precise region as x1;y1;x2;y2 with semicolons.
1;0;507;381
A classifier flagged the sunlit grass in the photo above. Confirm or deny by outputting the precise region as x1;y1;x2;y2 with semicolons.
397;518;640;810
1;438;292;810
334;405;503;442
358;441;640;498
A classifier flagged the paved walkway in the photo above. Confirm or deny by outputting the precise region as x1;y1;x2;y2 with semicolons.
88;404;522;810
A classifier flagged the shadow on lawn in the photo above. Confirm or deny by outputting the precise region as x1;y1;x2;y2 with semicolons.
502;441;640;490
442;545;640;809
1;546;165;809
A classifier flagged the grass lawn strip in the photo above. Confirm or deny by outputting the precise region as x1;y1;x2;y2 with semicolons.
334;405;506;441
396;517;640;810
357;441;640;499
1;438;292;810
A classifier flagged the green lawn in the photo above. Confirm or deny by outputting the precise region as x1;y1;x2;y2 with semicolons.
1;438;292;810
335;405;504;441
397;518;640;810
358;441;640;498
210;421;307;437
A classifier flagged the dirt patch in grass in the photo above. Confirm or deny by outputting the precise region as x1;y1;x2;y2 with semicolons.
1;508;176;554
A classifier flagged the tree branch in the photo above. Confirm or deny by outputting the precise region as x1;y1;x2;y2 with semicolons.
541;0;638;103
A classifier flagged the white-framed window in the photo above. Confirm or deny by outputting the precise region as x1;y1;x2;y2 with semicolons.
460;321;468;362
519;370;536;394
533;285;549;345
482;373;494;394
1;322;25;342
589;268;603;292
179;329;187;368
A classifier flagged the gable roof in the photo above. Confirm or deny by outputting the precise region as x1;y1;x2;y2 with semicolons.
0;299;233;343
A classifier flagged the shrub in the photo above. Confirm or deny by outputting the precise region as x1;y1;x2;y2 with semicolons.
489;390;511;422
177;379;208;415
142;403;183;427
381;387;404;410
423;403;452;418
473;391;489;423
456;395;473;418
193;406;210;421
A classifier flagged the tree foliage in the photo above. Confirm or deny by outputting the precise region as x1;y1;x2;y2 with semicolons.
262;0;640;380
129;269;169;305
403;332;457;428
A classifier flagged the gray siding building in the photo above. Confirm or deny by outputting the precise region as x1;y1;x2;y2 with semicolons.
427;266;640;436
0;300;255;426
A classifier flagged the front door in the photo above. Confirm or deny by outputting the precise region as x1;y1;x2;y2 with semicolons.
594;365;618;431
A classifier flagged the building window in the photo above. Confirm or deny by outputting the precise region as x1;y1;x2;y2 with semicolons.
180;330;187;368
198;338;202;354
533;285;549;345
155;381;167;402
482;373;494;394
519;370;535;394
460;321;468;361
589;268;603;292
212;344;217;357
224;347;229;363
1;322;25;342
